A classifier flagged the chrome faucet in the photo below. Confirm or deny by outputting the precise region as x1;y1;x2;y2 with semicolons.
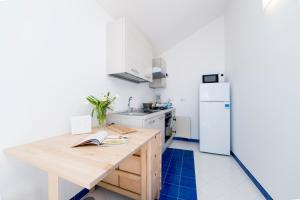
128;96;133;113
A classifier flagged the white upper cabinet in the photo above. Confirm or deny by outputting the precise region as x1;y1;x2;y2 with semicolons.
106;17;153;83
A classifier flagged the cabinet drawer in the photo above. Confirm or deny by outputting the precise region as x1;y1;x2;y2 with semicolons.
144;118;156;127
119;176;141;194
102;172;119;186
119;155;141;175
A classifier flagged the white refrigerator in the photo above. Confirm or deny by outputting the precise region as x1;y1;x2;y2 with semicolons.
199;83;231;155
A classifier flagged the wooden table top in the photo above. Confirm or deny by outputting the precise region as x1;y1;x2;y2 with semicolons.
5;128;160;189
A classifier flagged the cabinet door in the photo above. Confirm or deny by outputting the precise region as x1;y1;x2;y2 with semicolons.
125;20;144;79
140;38;153;81
125;19;152;81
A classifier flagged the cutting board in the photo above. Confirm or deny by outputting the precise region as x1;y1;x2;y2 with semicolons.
107;124;137;134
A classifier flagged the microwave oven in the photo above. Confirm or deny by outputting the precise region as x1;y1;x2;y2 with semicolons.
202;73;225;83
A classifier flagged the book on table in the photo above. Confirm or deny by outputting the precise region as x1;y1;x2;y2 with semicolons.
72;130;128;147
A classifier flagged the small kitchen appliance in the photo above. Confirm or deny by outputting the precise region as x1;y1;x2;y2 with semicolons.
202;73;225;83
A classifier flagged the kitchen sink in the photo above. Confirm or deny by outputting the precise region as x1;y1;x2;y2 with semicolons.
117;111;149;116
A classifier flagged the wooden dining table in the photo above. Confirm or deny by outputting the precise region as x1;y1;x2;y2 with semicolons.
5;128;161;200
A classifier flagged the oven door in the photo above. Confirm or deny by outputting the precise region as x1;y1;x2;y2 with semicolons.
165;112;176;139
165;112;172;137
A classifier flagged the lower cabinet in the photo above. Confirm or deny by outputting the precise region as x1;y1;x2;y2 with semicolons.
98;134;161;200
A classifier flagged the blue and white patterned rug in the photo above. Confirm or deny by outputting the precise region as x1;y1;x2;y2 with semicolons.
160;148;197;200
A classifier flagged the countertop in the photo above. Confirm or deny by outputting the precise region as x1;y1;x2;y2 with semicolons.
108;108;175;120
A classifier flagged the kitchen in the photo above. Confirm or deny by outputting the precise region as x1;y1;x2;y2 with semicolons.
1;0;300;200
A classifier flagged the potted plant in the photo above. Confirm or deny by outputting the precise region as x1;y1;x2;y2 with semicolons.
86;92;117;128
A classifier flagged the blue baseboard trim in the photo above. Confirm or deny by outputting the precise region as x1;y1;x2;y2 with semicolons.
173;137;199;143
231;151;273;200
70;188;89;200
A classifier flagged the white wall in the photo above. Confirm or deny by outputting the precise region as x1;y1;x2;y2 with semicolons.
0;0;154;199
156;17;225;139
225;0;300;199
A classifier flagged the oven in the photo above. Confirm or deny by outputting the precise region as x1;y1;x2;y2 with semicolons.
164;111;176;147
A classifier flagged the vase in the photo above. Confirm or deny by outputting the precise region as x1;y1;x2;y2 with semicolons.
97;110;107;129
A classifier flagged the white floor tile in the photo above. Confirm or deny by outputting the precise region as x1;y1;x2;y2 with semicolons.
170;140;264;200
83;140;264;200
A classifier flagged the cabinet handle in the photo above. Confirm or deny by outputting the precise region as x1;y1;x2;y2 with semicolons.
131;68;140;74
148;120;155;124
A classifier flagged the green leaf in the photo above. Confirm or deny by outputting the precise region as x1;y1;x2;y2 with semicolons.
86;95;99;107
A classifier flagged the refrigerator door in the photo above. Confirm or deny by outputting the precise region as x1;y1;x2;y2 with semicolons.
200;83;230;102
200;102;230;155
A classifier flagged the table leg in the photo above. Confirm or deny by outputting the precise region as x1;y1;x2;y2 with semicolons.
48;173;59;200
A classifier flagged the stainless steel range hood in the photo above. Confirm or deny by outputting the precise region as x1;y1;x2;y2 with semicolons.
152;58;167;79
110;73;148;83
149;58;168;88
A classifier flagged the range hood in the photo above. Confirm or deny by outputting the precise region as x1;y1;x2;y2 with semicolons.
149;58;168;89
110;73;148;83
152;58;168;79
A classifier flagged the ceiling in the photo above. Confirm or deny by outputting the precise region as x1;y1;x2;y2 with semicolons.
97;0;228;56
